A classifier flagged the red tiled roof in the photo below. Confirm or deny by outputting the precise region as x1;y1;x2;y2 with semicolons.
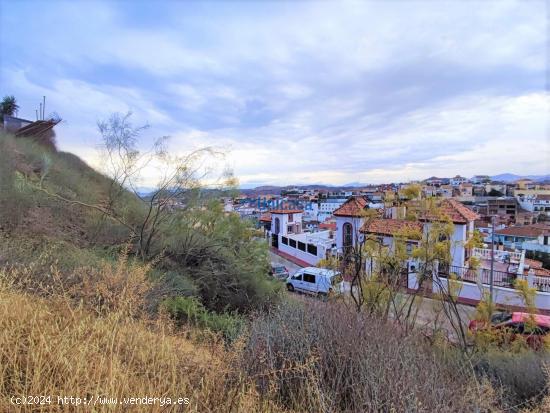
319;222;337;231
360;218;423;238
537;195;550;201
428;199;479;224
407;199;479;224
270;209;303;214
259;213;272;222
475;220;490;228
525;258;543;269
496;223;550;238
333;196;369;217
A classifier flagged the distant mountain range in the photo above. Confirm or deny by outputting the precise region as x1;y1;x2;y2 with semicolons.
490;173;550;183
239;173;550;192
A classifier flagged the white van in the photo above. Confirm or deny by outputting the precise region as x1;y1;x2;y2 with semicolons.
286;267;341;296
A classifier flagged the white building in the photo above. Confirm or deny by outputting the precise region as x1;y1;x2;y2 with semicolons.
269;209;335;265
334;198;479;269
333;196;370;254
450;175;468;187
318;197;347;222
516;194;550;217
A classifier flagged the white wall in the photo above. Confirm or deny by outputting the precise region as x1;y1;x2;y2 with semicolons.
423;222;467;267
451;224;467;267
335;216;364;252
278;235;324;265
432;276;550;311
271;212;303;235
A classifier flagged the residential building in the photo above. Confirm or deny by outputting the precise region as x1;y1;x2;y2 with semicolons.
450;175;468;186
495;223;550;254
268;209;335;265
335;198;478;268
436;185;453;198
333;196;370;254
513;181;550;198
318;197;347;222
424;176;445;186
481;197;519;224
516;194;550;218
2;115;33;133
457;183;474;202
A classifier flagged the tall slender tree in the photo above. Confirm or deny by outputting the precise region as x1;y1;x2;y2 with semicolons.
0;95;19;119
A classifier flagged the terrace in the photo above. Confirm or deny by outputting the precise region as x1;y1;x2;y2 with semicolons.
437;247;550;293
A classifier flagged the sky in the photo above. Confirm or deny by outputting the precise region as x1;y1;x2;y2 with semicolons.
1;0;548;187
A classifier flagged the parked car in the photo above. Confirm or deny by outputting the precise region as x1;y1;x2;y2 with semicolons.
286;267;341;296
469;312;550;350
270;264;289;280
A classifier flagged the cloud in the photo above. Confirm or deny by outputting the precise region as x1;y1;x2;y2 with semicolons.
1;0;547;186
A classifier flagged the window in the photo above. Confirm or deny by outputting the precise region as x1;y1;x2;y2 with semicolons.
288;213;293;222
298;241;306;251
287;225;293;233
274;217;280;235
343;223;353;247
289;239;297;248
307;244;318;255
292;272;302;281
282;236;288;245
303;273;315;283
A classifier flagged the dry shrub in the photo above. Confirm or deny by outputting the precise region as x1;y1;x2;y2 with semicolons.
0;273;278;413
244;298;499;413
68;251;152;317
2;244;153;318
475;350;550;410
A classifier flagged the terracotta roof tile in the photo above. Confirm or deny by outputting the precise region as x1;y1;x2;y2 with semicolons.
360;218;423;238
319;222;337;231
525;258;543;269
496;223;550;238
259;213;272;222
333;196;369;217
405;199;478;224
439;199;479;223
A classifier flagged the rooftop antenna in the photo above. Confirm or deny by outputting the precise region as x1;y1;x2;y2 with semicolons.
39;103;42;120
42;96;46;120
35;109;39;121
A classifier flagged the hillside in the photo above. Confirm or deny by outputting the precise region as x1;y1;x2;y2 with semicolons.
2;133;550;412
491;173;550;183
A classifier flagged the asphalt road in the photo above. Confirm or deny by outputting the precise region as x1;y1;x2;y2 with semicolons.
269;250;303;275
268;249;477;341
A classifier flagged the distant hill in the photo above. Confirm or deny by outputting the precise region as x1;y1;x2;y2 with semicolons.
490;173;550;183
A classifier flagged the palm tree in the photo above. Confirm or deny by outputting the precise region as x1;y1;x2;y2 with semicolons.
1;95;19;118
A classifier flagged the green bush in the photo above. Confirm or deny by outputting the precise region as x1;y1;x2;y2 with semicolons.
156;201;281;313
163;296;245;343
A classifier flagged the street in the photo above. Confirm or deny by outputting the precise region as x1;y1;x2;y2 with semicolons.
269;250;303;275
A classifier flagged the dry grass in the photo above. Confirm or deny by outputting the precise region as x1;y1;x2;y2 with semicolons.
0;249;547;412
0;269;280;412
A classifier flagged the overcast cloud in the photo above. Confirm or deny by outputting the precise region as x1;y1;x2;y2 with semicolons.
1;0;548;186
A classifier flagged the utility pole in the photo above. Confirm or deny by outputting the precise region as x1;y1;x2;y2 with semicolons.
489;215;495;306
